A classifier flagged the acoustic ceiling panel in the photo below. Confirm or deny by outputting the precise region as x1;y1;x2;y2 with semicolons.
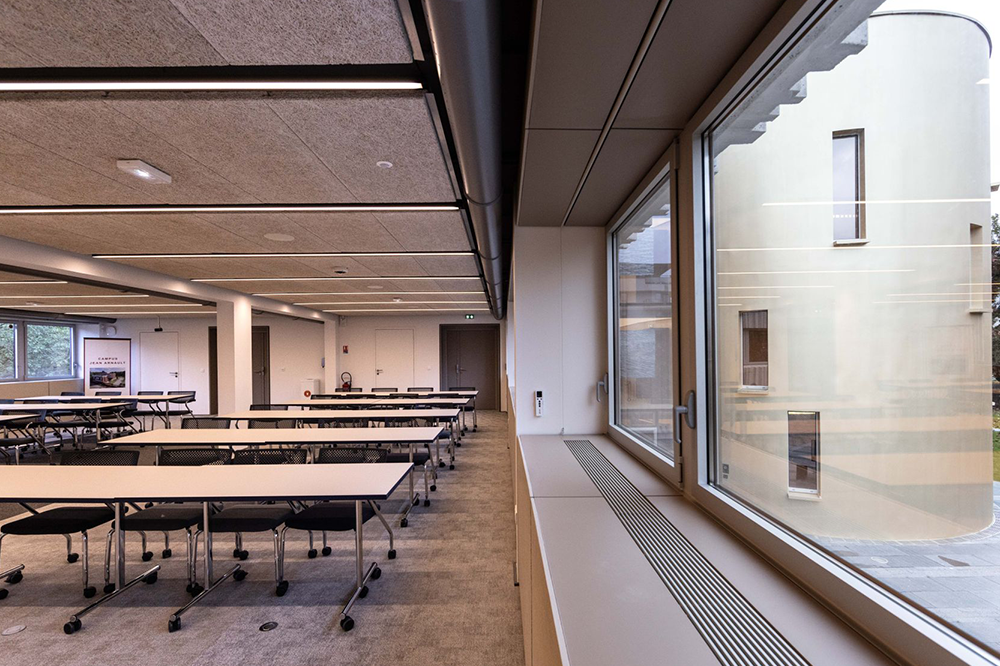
373;212;470;251
526;0;659;130
614;0;786;129
565;129;676;227
0;0;412;67
517;129;600;226
0;92;453;205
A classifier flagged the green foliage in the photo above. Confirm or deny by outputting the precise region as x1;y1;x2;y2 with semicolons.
993;214;1000;380
25;324;73;378
0;323;14;380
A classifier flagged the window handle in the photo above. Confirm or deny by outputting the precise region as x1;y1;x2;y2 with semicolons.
596;372;608;403
673;390;696;445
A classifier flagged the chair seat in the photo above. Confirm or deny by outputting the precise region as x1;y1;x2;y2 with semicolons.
387;450;431;465
121;506;203;531
209;506;293;533
2;506;113;535
285;502;373;532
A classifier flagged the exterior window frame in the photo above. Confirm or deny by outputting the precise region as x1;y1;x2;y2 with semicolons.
0;318;78;382
832;128;866;242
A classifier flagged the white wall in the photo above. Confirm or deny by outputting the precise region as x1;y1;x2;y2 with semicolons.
512;226;607;435
254;315;325;402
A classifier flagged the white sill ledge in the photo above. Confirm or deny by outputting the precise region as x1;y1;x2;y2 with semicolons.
737;387;769;395
833;239;869;247
787;491;822;502
968;307;988;315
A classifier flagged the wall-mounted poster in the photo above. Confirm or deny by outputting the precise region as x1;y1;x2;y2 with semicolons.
83;338;131;396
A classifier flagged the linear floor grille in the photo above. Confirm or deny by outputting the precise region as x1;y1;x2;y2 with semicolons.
564;440;810;666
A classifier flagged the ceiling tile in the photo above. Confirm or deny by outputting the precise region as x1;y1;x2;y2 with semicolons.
414;255;479;276
374;211;471;250
285;213;406;252
517;129;599;226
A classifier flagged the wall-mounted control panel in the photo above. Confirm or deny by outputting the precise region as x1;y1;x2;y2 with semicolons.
534;390;544;417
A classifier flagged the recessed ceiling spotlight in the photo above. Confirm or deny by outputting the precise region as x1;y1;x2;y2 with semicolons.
117;159;172;185
264;233;295;242
376;161;393;169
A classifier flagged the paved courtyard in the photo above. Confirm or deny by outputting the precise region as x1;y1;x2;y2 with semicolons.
815;483;1000;651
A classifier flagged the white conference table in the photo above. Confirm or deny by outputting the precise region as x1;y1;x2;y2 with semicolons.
278;396;473;434
0;402;128;444
0;462;411;634
220;409;460;468
335;391;480;429
16;394;194;429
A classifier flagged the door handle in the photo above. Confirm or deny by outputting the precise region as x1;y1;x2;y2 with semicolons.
596;372;609;403
376;369;383;375
673;390;696;445
169;371;179;377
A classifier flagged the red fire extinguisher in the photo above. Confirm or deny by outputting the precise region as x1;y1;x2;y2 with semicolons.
341;371;353;391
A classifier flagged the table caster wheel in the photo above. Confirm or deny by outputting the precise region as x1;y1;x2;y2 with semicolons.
168;618;181;633
67;553;79;564
83;586;96;598
359;585;368;598
233;569;248;582
7;570;22;584
340;616;354;631
473;427;478;432
388;549;396;560
63;618;82;635
143;572;157;584
237;550;249;561
455;442;462;447
162;548;172;559
371;567;381;580
322;546;332;556
141;551;153;562
449;464;455;470
423;499;430;507
276;580;289;597
430;484;437;492
232;548;241;558
0;588;8;600
400;518;408;528
307;548;318;559
438;462;445;468
103;583;116;594
189;583;204;596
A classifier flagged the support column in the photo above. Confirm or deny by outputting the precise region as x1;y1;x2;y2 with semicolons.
323;318;340;393
216;298;253;414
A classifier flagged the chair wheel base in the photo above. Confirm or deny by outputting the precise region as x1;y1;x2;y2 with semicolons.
232;548;241;558
64;618;82;634
141;551;153;562
7;571;22;584
67;553;79;564
371;567;381;581
143;572;157;584
161;548;172;558
400;518;408;528
168;618;181;633
0;588;8;600
358;585;369;598
276;580;289;596
412;497;419;506
83;586;96;598
388;549;396;560
449;464;455;470
321;546;332;556
340;616;354;631
430;485;437;492
423;499;430;507
103;583;115;594
237;550;249;561
307;549;318;559
188;583;204;596
438;462;445;468
233;569;248;582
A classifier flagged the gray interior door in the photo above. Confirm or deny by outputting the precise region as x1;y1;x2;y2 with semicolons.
251;327;270;405
440;325;499;409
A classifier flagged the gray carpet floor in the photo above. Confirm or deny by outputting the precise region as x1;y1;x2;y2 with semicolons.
0;411;524;666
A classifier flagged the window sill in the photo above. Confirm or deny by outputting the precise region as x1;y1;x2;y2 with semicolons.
833;238;869;247
737;386;769;395
968;307;988;315
787;491;822;501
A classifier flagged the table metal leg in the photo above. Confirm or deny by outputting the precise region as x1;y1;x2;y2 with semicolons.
167;502;242;632
338;500;381;632
472;397;477;431
400;442;419;527
64;502;160;635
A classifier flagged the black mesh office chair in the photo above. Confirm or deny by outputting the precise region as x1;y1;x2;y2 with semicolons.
334;387;362;393
182;417;231;429
248;418;298;429
0;450;139;599
232;448;307;466
94;391;122;396
407;387;433;392
105;448;231;596
133;391;164;430
371;387;397;393
250;404;288;411
449;386;478;432
279;447;394;600
60;391;85;396
166;391;196;419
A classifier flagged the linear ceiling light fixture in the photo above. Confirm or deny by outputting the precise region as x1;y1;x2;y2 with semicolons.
0;203;459;215
63;310;216;315
297;300;486;305
93;251;474;259
0;294;150;299
322;308;491;312
18;303;200;308
254;291;483;296
0;280;68;285
193;276;482;283
0;81;422;93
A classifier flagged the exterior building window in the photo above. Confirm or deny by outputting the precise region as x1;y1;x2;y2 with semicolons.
0;322;15;381
969;223;985;310
787;412;819;494
832;129;865;241
739;310;768;387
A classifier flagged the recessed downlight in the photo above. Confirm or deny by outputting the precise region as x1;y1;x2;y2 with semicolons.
376;161;394;169
116;159;172;185
264;233;296;242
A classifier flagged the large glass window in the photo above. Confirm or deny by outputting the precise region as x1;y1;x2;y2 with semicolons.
709;0;999;653
612;179;675;459
0;322;15;380
25;323;74;379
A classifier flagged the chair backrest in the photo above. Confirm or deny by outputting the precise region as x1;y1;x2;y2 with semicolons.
248;418;298;429
95;390;122;396
316;447;388;464
310;394;334;400
182;417;231;429
231;448;307;465
61;449;140;466
138;391;163;395
407;387;434;392
60;391;85;396
449;386;476;391
250;404;287;411
160;448;232;466
334;387;362;393
168;391;195;403
371;387;397;393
